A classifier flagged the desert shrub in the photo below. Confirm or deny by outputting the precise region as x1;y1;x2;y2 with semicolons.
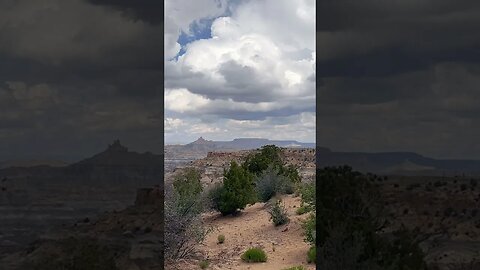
268;199;289;226
296;204;312;215
242;145;300;195
300;182;316;209
307;245;316;264
217;234;225;244
243;145;283;175
165;169;211;259
207;183;224;211
199;260;209;269
283;266;307;270
214;161;256;215
172;167;204;214
303;213;316;244
173;167;203;199
279;164;302;185
316;166;427;270
241;248;267;263
255;165;293;202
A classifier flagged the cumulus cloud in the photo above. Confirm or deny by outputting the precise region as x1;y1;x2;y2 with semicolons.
164;0;230;59
165;0;316;143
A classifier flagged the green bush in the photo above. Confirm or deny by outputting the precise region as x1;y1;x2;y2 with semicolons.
279;164;302;184
296;204;312;215
217;234;225;244
243;145;301;187
316;166;427;270
300;182;315;210
165;169;211;259
241;248;267;263
243;145;283;175
208;183;224;211
268;199;289;226
255;165;293;202
302;213;316;244
199;260;209;269
173;167;202;199
173;167;203;214
307;245;316;264
215;161;256;215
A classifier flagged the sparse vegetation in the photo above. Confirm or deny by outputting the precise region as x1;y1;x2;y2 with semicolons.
268;199;290;226
302;213;316;245
241;247;267;263
307;245;316;264
165;168;211;259
210;146;301;216
316;166;427;270
296;204;312;215
255;165;292;202
217;234;225;244
199;260;209;269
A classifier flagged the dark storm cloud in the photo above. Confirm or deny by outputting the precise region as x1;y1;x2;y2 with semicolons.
165;60;283;103
317;0;480;159
84;0;163;25
0;0;162;160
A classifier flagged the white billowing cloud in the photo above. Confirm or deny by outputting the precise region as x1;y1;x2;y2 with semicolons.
232;0;315;52
164;117;185;132
165;88;210;113
164;0;229;59
170;1;316;101
165;0;315;142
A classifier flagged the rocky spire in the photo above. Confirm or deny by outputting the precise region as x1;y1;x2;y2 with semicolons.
107;139;128;152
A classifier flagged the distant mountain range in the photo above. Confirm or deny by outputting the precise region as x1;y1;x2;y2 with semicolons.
5;138;477;177
186;137;315;149
0;140;163;195
165;137;315;160
317;147;480;176
0;159;68;170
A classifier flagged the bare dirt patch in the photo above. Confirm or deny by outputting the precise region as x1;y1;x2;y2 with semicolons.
170;195;315;270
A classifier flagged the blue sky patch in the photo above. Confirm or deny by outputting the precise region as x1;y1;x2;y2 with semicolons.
173;17;219;60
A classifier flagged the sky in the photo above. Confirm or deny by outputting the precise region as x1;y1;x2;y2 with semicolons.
0;0;162;161
164;0;316;144
2;1;479;161
317;0;480;159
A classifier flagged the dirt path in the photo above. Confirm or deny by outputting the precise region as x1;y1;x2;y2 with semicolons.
196;195;315;270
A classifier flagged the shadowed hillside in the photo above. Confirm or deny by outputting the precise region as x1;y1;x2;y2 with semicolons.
0;140;163;259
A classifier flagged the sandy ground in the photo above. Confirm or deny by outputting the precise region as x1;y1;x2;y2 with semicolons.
173;194;315;270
